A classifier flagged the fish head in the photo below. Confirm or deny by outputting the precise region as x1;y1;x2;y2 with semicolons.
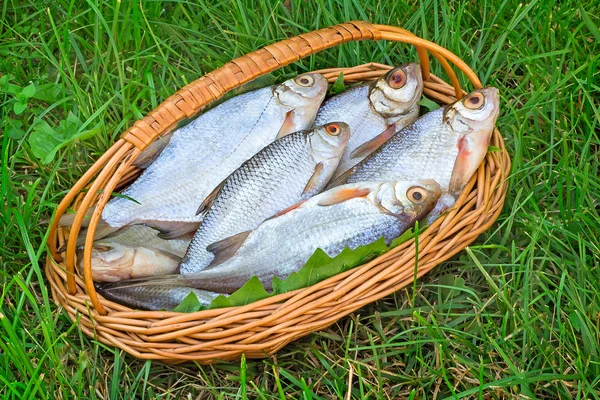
444;87;500;134
445;87;500;194
369;63;423;118
83;243;136;282
308;122;351;160
373;179;442;220
275;73;328;131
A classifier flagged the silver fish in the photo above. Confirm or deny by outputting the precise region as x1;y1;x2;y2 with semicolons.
313;63;423;180
180;122;350;274
100;73;329;238
96;282;220;311
78;225;192;281
100;180;441;303
338;87;500;196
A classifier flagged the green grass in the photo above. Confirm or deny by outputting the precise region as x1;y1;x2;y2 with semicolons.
1;0;599;398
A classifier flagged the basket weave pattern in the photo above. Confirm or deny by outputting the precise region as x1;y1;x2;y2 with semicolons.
46;21;510;363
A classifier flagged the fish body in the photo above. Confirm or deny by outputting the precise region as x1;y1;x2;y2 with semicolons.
180;122;350;274
80;225;192;281
100;179;441;305
314;63;423;180
100;74;328;236
97;282;220;311
341;87;499;196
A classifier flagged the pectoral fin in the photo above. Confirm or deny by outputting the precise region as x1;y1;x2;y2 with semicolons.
196;180;227;216
448;137;472;195
349;124;397;160
302;162;325;196
133;131;174;169
317;187;371;206
275;110;296;139
266;199;308;221
325;167;355;190
205;230;252;268
73;219;119;248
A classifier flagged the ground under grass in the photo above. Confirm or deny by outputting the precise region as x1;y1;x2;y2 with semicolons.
1;0;599;398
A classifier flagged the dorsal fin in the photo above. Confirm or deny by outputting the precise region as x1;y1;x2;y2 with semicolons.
317;187;371;206
205;230;252;268
196;179;227;216
275;110;296;139
155;221;201;239
349;124;396;160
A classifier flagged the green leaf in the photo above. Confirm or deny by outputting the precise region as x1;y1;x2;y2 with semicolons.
487;145;502;153
5;119;25;139
32;83;62;102
188;237;394;311
417;96;440;112
331;72;345;94
208;277;271;309
28;112;99;164
174;220;428;311
171;291;202;313
0;75;21;95
389;226;422;248
13;101;27;115
21;83;36;98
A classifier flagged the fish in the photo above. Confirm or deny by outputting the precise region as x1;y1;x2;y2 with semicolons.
332;87;500;220
97;179;441;307
96;282;221;311
179;122;350;274
337;87;500;194
95;73;329;239
313;63;423;180
78;225;192;281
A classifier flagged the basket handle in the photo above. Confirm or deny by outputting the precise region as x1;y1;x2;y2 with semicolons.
49;21;483;315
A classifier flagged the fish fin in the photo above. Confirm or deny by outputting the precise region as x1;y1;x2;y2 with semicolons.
275;110;295;140
58;207;95;227
448;136;471;195
155;221;202;240
133;131;173;169
349;124;396;160
302;162;325;196
324;167;355;190
73;219;119;247
205;230;252;268
317;187;371;206
196;180;227;216
265;199;308;221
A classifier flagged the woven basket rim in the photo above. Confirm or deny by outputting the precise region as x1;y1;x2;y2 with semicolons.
46;21;510;364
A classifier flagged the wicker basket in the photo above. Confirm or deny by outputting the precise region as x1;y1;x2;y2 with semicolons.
46;21;510;364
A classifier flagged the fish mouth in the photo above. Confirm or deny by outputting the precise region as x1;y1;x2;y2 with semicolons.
482;87;500;110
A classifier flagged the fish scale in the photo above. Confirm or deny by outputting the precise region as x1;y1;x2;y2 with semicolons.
179;124;350;274
348;108;459;191
313;63;423;180
98;180;441;307
101;75;328;232
97;284;221;311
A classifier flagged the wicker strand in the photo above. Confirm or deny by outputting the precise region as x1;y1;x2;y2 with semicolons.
45;21;510;363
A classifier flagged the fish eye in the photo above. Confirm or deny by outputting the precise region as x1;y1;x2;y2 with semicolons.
463;92;485;110
325;123;341;136
386;68;407;89
407;186;428;203
296;75;314;87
